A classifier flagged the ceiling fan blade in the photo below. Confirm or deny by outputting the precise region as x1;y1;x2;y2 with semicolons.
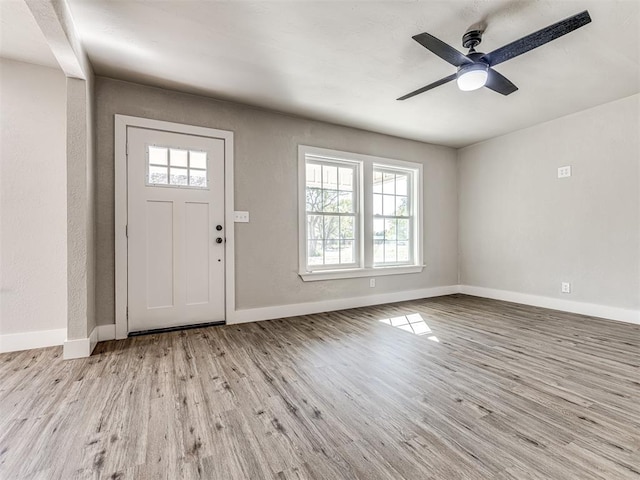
482;10;591;67
412;33;472;67
484;69;518;95
397;73;457;101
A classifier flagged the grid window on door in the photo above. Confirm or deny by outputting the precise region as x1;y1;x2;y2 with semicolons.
147;145;208;188
373;168;412;265
305;161;358;268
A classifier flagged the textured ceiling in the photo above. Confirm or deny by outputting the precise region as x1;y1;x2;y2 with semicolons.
7;1;640;147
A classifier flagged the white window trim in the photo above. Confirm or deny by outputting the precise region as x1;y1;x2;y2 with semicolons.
298;145;424;282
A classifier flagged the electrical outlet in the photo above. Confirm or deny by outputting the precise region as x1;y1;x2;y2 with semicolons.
234;211;249;223
561;282;571;294
557;166;571;178
369;278;376;288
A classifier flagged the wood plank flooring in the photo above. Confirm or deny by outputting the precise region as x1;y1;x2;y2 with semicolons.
1;294;639;479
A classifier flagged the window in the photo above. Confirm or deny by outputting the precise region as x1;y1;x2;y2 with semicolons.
147;145;208;188
305;160;358;268
373;168;413;265
299;145;423;281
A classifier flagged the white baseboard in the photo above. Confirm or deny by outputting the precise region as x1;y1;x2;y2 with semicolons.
228;285;459;325
459;285;640;325
97;324;116;342
6;284;635;357
63;325;100;360
0;328;67;353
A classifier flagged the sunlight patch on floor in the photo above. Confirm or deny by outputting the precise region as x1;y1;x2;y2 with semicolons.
379;313;439;341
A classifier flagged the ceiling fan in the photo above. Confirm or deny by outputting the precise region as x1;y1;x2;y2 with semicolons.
398;10;591;100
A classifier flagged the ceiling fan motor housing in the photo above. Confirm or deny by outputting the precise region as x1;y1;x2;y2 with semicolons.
462;29;484;50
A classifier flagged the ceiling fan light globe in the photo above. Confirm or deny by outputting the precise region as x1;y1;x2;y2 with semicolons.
457;64;488;91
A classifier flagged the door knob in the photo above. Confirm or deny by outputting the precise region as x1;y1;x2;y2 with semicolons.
216;237;223;244
216;225;223;231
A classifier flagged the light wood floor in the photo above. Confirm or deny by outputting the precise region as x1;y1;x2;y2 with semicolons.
1;294;639;479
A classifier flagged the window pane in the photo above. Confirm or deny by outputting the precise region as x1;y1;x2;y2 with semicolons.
322;190;339;212
306;163;322;187
149;165;168;184
190;151;207;169
340;240;354;263
170;167;188;186
396;174;408;195
383;195;395;216
308;240;323;265
374;240;384;263
338;191;353;213
340;216;354;240
373;193;383;215
149;146;168;165
306;188;323;212
382;173;395;194
373;170;383;193
396;196;408;216
324;216;339;240
324;240;340;264
384;241;397;263
373;218;385;240
307;215;323;240
322;165;338;189
170;149;188;167
189;169;207;187
385;218;396;240
397;242;410;262
397;219;409;241
339;167;353;191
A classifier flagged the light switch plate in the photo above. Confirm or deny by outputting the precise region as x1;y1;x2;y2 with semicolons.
234;211;249;223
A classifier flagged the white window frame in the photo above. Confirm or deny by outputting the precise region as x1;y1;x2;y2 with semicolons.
298;145;424;281
145;144;210;189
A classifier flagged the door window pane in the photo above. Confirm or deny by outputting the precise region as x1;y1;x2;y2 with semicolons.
149;146;168;165
190;151;207;169
170;149;188;167
149;165;168;184
189;169;207;187
170;167;188;186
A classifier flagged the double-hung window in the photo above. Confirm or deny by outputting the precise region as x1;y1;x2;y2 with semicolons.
299;145;423;281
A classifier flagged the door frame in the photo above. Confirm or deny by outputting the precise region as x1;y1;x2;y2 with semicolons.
114;114;235;339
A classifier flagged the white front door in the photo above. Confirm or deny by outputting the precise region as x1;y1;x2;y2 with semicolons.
127;126;225;332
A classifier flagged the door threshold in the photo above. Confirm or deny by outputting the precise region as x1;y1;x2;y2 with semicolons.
128;321;226;337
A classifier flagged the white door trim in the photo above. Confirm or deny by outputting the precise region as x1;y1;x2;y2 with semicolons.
114;115;235;339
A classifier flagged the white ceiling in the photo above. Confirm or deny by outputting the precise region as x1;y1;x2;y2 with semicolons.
4;1;639;147
0;0;60;69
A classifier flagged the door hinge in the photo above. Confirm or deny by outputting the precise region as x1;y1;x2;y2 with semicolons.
125;225;128;237
126;306;129;319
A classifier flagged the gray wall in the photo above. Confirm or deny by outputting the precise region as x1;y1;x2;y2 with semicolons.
95;77;459;326
458;94;640;310
66;71;97;339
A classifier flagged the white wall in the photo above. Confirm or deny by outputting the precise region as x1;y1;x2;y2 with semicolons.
0;59;68;344
458;94;640;313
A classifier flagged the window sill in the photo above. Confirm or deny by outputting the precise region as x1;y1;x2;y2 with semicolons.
299;265;425;282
